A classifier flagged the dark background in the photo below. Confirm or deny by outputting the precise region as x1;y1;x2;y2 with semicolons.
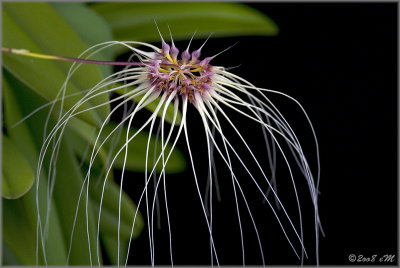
120;3;398;265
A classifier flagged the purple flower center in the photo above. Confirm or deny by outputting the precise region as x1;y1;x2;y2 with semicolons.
147;45;214;102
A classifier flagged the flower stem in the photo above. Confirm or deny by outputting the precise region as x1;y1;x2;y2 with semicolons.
2;47;144;66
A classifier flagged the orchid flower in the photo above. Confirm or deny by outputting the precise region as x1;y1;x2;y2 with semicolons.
3;30;322;266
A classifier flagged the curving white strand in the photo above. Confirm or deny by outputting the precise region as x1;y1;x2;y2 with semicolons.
200;100;303;258
11;88;98;128
217;69;322;236
214;83;299;144
37;79;148;266
208;94;308;258
96;55;141;187
43;40;154;144
37;79;148;183
41;84;148;235
216;70;320;196
196;98;247;265
182;97;220;265
144;95;166;265
193;95;216;264
247;96;279;208
216;85;319;231
198;100;266;264
213;87;317;203
35;38;321;266
38;80;147;177
91;88;159;265
118;91;165;265
45;61;147;148
66;87;152;264
204;115;222;206
75;89;158;265
152;122;162;231
208;88;311;263
66;89;148;265
211;91;300;155
148;95;180;266
202;95;307;259
148;92;176;265
215;81;316;194
35;40;161;264
44;71;145;234
125;97;187;266
162;96;180;266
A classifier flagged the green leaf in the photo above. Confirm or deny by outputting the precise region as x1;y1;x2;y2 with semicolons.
89;2;277;124
134;95;182;126
2;242;20;265
102;122;186;174
2;198;38;264
3;2;111;125
2;72;39;167
2;136;34;199
101;234;129;265
113;86;182;126
93;205;136;240
91;2;278;46
50;136;101;265
90;179;143;240
51;2;114;78
52;3;113;55
68;117;186;174
3;189;68;265
3;71;69;265
68;116;109;170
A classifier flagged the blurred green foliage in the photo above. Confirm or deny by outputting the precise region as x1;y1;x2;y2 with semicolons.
2;2;278;265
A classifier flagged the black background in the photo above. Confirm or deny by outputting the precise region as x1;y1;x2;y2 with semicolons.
120;3;398;265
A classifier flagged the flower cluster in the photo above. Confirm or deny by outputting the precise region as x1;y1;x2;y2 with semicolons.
147;41;214;102
17;36;322;266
